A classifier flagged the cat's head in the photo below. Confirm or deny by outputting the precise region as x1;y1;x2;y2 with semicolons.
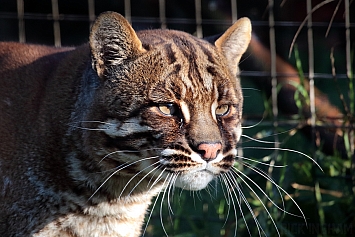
82;12;251;193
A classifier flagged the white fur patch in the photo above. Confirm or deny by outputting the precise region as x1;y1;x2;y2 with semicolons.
179;101;190;123
34;194;160;237
160;148;176;157
97;119;121;137
161;148;213;190
234;123;242;142
175;171;214;190
98;117;151;138
211;100;218;122
162;147;237;191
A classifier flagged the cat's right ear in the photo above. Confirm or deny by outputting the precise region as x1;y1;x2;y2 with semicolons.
214;18;251;76
89;12;146;79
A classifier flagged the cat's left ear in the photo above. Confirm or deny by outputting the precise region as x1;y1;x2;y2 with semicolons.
89;12;146;78
214;18;251;76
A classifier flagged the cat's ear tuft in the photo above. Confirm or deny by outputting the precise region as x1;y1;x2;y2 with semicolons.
89;12;146;78
215;17;251;76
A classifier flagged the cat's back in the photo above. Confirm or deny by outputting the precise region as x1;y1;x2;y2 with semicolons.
0;42;72;67
0;42;74;112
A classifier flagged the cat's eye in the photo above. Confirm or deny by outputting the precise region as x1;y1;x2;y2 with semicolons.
215;104;230;116
158;103;178;116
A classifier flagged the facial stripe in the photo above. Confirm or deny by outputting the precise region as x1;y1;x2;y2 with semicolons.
211;100;218;122
162;37;223;102
196;41;217;64
172;37;208;92
179;101;190;124
161;148;203;164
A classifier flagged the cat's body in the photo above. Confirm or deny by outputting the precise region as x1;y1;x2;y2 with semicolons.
0;12;251;236
0;43;154;237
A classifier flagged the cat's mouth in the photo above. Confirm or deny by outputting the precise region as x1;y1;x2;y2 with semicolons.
160;147;235;170
160;156;232;191
174;169;216;190
158;147;237;190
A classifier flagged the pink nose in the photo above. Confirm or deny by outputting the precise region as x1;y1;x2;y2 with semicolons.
197;143;222;160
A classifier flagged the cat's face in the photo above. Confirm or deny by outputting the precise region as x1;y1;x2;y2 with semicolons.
82;12;251;194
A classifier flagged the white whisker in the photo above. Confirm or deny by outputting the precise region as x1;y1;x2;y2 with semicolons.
218;175;234;231
167;173;179;215
234;164;287;214
241;116;265;129
195;190;203;202
229;169;283;237
81;120;116;125
99;148;163;163
67;120;117;130
234;163;307;221
142;195;161;236
146;165;164;188
142;181;166;237
88;156;159;200
148;168;167;192
218;175;231;206
204;182;215;200
241;127;300;143
228;171;268;237
241;87;261;92
125;162;162;197
224;172;258;237
166;173;179;228
236;155;287;168
242;146;323;171
241;134;280;144
238;162;286;218
160;174;174;237
69;126;107;131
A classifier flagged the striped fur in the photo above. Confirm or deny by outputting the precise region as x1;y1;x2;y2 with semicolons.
0;12;251;236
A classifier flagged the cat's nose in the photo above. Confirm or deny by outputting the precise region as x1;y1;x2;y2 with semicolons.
197;143;222;161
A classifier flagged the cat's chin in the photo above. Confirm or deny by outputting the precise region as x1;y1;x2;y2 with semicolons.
174;170;215;191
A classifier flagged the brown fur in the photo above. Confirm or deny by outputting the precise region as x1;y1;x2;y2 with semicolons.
0;12;251;236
